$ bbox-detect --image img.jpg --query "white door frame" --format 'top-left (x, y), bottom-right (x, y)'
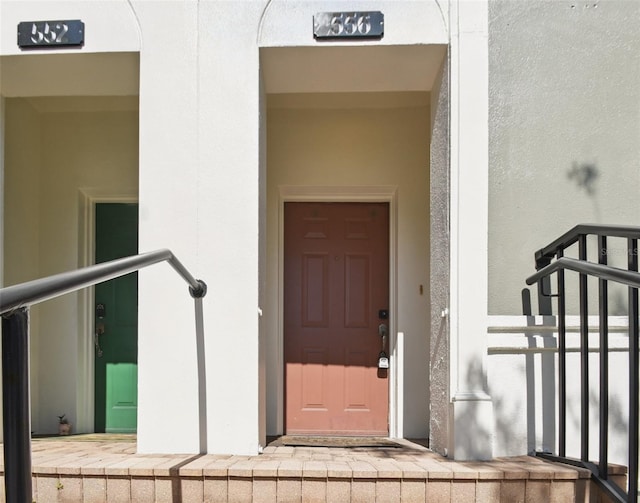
top-left (77, 187), bottom-right (138, 433)
top-left (277, 185), bottom-right (402, 438)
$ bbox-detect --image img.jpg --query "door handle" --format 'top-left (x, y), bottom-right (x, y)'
top-left (377, 323), bottom-right (389, 370)
top-left (95, 303), bottom-right (106, 357)
top-left (95, 324), bottom-right (104, 358)
top-left (378, 323), bottom-right (388, 349)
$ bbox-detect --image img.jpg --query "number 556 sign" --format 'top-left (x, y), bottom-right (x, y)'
top-left (314, 12), bottom-right (384, 39)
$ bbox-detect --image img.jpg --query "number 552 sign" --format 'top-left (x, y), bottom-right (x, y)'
top-left (314, 12), bottom-right (384, 39)
top-left (18, 20), bottom-right (84, 48)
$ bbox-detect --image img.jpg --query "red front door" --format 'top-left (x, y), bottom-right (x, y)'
top-left (284, 202), bottom-right (389, 435)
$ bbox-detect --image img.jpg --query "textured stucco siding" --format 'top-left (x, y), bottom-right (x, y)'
top-left (489, 0), bottom-right (640, 315)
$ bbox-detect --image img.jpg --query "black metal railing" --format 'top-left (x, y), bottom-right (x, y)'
top-left (0, 249), bottom-right (207, 503)
top-left (526, 224), bottom-right (640, 503)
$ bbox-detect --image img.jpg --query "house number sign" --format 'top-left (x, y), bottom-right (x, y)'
top-left (313, 11), bottom-right (384, 39)
top-left (17, 20), bottom-right (84, 48)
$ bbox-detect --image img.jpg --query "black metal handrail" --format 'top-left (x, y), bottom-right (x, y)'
top-left (0, 249), bottom-right (207, 503)
top-left (535, 223), bottom-right (640, 268)
top-left (526, 224), bottom-right (640, 503)
top-left (0, 248), bottom-right (206, 314)
top-left (528, 257), bottom-right (640, 289)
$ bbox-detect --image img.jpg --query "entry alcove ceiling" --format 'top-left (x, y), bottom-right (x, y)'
top-left (261, 45), bottom-right (446, 94)
top-left (0, 52), bottom-right (139, 98)
top-left (1, 45), bottom-right (445, 99)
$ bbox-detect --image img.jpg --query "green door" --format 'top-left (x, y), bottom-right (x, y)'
top-left (94, 203), bottom-right (138, 433)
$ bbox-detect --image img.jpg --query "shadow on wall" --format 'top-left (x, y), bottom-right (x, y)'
top-left (429, 303), bottom-right (449, 456)
top-left (609, 289), bottom-right (629, 317)
top-left (522, 285), bottom-right (552, 316)
top-left (517, 289), bottom-right (630, 461)
top-left (588, 388), bottom-right (629, 464)
top-left (567, 161), bottom-right (601, 222)
top-left (525, 329), bottom-right (556, 455)
top-left (520, 291), bottom-right (554, 453)
top-left (493, 290), bottom-right (558, 455)
top-left (458, 360), bottom-right (507, 458)
top-left (567, 162), bottom-right (599, 196)
top-left (512, 193), bottom-right (636, 461)
top-left (520, 161), bottom-right (601, 318)
top-left (462, 359), bottom-right (558, 458)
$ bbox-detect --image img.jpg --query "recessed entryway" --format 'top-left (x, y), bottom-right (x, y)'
top-left (261, 40), bottom-right (448, 441)
top-left (1, 50), bottom-right (139, 435)
top-left (264, 94), bottom-right (437, 440)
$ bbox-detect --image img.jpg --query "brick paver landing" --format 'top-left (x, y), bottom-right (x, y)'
top-left (0, 435), bottom-right (619, 502)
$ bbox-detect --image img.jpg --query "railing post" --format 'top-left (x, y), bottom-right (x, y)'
top-left (628, 238), bottom-right (639, 502)
top-left (2, 308), bottom-right (33, 503)
top-left (578, 235), bottom-right (589, 462)
top-left (598, 235), bottom-right (609, 480)
top-left (557, 249), bottom-right (567, 458)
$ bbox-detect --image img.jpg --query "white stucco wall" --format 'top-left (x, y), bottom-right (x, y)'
top-left (2, 0), bottom-right (636, 465)
top-left (194, 1), bottom-right (265, 455)
top-left (488, 316), bottom-right (632, 469)
top-left (133, 0), bottom-right (205, 455)
top-left (3, 98), bottom-right (42, 435)
top-left (484, 0), bottom-right (640, 467)
top-left (0, 0), bottom-right (139, 56)
top-left (489, 0), bottom-right (640, 316)
top-left (1, 0), bottom-right (493, 458)
top-left (266, 93), bottom-right (431, 439)
top-left (258, 0), bottom-right (448, 48)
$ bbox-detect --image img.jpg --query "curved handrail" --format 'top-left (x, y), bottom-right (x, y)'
top-left (0, 248), bottom-right (207, 315)
top-left (534, 224), bottom-right (640, 268)
top-left (527, 256), bottom-right (640, 289)
top-left (0, 249), bottom-right (207, 503)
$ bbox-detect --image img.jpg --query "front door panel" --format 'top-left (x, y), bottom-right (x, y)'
top-left (94, 203), bottom-right (138, 433)
top-left (284, 202), bottom-right (389, 435)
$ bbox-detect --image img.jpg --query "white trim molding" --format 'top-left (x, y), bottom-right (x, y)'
top-left (447, 0), bottom-right (492, 460)
top-left (77, 187), bottom-right (138, 434)
top-left (277, 185), bottom-right (401, 438)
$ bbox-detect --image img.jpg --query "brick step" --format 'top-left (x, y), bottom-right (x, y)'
top-left (0, 437), bottom-right (627, 502)
top-left (28, 471), bottom-right (595, 503)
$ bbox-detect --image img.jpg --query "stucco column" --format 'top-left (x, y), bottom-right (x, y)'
top-left (135, 1), bottom-right (203, 454)
top-left (448, 0), bottom-right (493, 460)
top-left (196, 2), bottom-right (264, 455)
top-left (134, 0), bottom-right (264, 456)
